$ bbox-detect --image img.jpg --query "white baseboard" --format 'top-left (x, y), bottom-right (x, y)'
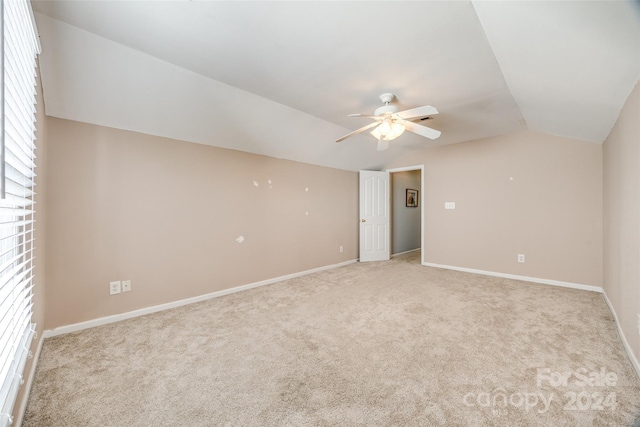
top-left (391, 248), bottom-right (420, 258)
top-left (422, 262), bottom-right (603, 293)
top-left (602, 291), bottom-right (640, 380)
top-left (15, 333), bottom-right (44, 427)
top-left (44, 259), bottom-right (358, 338)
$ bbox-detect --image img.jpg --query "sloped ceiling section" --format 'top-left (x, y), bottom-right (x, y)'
top-left (32, 1), bottom-right (639, 171)
top-left (473, 1), bottom-right (640, 143)
top-left (35, 13), bottom-right (388, 172)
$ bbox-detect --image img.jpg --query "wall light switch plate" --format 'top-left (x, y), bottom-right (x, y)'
top-left (109, 281), bottom-right (121, 295)
top-left (445, 202), bottom-right (456, 210)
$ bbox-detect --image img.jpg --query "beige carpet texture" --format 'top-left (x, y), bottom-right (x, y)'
top-left (23, 252), bottom-right (640, 426)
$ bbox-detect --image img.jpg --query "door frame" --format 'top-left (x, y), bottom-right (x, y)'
top-left (386, 165), bottom-right (425, 265)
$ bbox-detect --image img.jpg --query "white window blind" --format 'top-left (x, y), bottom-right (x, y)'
top-left (0, 0), bottom-right (39, 425)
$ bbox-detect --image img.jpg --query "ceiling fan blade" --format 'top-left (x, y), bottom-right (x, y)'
top-left (377, 139), bottom-right (390, 151)
top-left (395, 105), bottom-right (439, 120)
top-left (335, 121), bottom-right (380, 143)
top-left (348, 114), bottom-right (380, 119)
top-left (403, 121), bottom-right (442, 140)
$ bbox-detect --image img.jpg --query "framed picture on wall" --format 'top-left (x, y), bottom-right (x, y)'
top-left (406, 189), bottom-right (418, 207)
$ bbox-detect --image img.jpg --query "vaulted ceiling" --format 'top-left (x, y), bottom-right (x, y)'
top-left (32, 1), bottom-right (639, 171)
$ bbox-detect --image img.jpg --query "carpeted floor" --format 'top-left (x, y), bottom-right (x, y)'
top-left (23, 252), bottom-right (640, 426)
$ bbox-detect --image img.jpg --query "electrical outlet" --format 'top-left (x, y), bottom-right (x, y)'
top-left (517, 254), bottom-right (525, 263)
top-left (445, 202), bottom-right (456, 210)
top-left (122, 280), bottom-right (131, 292)
top-left (109, 281), bottom-right (121, 295)
top-left (339, 246), bottom-right (344, 253)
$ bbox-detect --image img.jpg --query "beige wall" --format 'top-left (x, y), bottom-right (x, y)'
top-left (42, 119), bottom-right (608, 332)
top-left (603, 81), bottom-right (640, 360)
top-left (387, 130), bottom-right (603, 286)
top-left (44, 118), bottom-right (358, 329)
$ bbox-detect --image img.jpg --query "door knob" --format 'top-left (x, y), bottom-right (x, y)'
top-left (361, 219), bottom-right (366, 222)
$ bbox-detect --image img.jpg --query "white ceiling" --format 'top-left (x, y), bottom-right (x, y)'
top-left (32, 1), bottom-right (639, 171)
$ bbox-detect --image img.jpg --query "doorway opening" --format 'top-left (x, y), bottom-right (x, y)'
top-left (387, 165), bottom-right (424, 265)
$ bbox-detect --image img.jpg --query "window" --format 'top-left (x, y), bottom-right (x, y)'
top-left (0, 0), bottom-right (39, 425)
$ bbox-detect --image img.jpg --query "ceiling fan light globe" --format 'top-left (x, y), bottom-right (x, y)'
top-left (390, 122), bottom-right (405, 139)
top-left (378, 121), bottom-right (392, 136)
top-left (370, 130), bottom-right (392, 141)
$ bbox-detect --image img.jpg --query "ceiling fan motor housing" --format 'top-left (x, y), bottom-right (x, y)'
top-left (374, 104), bottom-right (398, 116)
top-left (375, 93), bottom-right (398, 116)
top-left (379, 93), bottom-right (395, 104)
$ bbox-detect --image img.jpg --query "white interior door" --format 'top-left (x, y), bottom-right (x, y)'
top-left (359, 170), bottom-right (390, 262)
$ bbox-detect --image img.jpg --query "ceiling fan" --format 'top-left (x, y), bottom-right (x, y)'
top-left (336, 93), bottom-right (441, 151)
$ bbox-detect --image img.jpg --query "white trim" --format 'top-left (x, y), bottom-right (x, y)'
top-left (391, 248), bottom-right (420, 258)
top-left (422, 262), bottom-right (603, 293)
top-left (386, 165), bottom-right (425, 265)
top-left (601, 291), bottom-right (640, 380)
top-left (43, 259), bottom-right (358, 338)
top-left (14, 334), bottom-right (44, 427)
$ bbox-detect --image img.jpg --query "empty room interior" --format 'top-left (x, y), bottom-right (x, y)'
top-left (1, 1), bottom-right (639, 426)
